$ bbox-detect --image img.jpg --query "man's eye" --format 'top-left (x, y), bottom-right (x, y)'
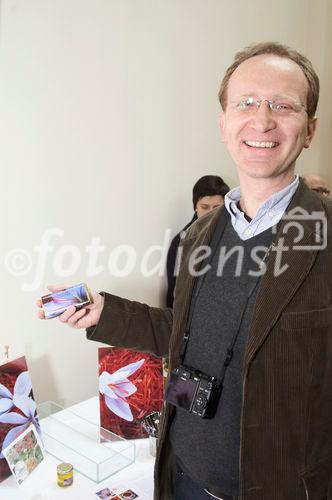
top-left (274, 102), bottom-right (294, 112)
top-left (237, 99), bottom-right (255, 109)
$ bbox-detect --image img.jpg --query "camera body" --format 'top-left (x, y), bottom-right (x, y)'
top-left (165, 365), bottom-right (221, 419)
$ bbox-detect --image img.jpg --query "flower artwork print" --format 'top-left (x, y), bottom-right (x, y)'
top-left (0, 356), bottom-right (41, 482)
top-left (41, 283), bottom-right (91, 319)
top-left (98, 348), bottom-right (163, 439)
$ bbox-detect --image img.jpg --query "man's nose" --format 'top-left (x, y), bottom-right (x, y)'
top-left (250, 100), bottom-right (277, 132)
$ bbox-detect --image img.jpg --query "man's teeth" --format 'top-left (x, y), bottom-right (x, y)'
top-left (245, 141), bottom-right (278, 148)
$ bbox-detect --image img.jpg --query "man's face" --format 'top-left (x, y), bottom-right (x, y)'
top-left (219, 55), bottom-right (317, 184)
top-left (196, 194), bottom-right (224, 218)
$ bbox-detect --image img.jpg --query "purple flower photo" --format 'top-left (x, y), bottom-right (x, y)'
top-left (0, 356), bottom-right (41, 482)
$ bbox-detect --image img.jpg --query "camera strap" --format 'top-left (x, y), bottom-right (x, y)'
top-left (179, 211), bottom-right (229, 363)
top-left (215, 275), bottom-right (261, 385)
top-left (179, 211), bottom-right (274, 385)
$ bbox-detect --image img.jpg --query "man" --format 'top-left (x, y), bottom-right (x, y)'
top-left (303, 173), bottom-right (330, 197)
top-left (39, 42), bottom-right (332, 500)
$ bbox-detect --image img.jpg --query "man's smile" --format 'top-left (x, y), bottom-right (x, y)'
top-left (243, 140), bottom-right (279, 148)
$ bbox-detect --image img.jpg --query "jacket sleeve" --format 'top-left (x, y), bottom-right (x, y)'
top-left (86, 292), bottom-right (173, 357)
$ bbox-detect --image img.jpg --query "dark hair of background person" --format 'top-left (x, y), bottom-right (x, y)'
top-left (166, 175), bottom-right (230, 308)
top-left (303, 174), bottom-right (330, 197)
top-left (192, 175), bottom-right (230, 211)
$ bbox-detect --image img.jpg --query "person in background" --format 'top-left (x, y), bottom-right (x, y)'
top-left (303, 173), bottom-right (330, 196)
top-left (166, 175), bottom-right (230, 307)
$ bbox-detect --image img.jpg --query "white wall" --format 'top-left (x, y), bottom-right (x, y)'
top-left (0, 0), bottom-right (331, 406)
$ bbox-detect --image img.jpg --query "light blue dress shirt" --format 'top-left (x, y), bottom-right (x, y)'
top-left (224, 175), bottom-right (299, 240)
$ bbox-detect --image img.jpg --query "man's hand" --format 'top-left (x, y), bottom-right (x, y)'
top-left (36, 284), bottom-right (105, 329)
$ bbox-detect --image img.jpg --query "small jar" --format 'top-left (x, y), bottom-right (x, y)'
top-left (57, 462), bottom-right (74, 487)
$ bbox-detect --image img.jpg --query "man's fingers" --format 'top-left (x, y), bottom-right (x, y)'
top-left (36, 297), bottom-right (45, 318)
top-left (68, 308), bottom-right (87, 328)
top-left (58, 306), bottom-right (87, 327)
top-left (38, 304), bottom-right (86, 324)
top-left (58, 305), bottom-right (77, 323)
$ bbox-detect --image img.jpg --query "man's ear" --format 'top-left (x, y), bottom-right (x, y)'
top-left (304, 116), bottom-right (317, 148)
top-left (219, 111), bottom-right (226, 143)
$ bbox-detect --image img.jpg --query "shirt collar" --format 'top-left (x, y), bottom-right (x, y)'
top-left (224, 175), bottom-right (299, 222)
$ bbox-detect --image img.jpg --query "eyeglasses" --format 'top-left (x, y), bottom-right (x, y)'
top-left (229, 97), bottom-right (306, 115)
top-left (312, 187), bottom-right (330, 196)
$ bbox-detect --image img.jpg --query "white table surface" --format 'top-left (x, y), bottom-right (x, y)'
top-left (1, 397), bottom-right (155, 500)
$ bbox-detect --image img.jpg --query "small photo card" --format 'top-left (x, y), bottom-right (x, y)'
top-left (119, 490), bottom-right (139, 499)
top-left (95, 487), bottom-right (139, 499)
top-left (2, 424), bottom-right (44, 485)
top-left (41, 283), bottom-right (92, 319)
top-left (96, 487), bottom-right (118, 499)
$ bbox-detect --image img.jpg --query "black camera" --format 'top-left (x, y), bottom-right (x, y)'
top-left (165, 365), bottom-right (221, 419)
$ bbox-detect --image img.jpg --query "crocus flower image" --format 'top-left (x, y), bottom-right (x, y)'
top-left (0, 356), bottom-right (40, 482)
top-left (99, 359), bottom-right (145, 422)
top-left (0, 395), bottom-right (41, 459)
top-left (98, 348), bottom-right (163, 440)
top-left (41, 283), bottom-right (91, 318)
top-left (0, 371), bottom-right (32, 415)
top-left (51, 283), bottom-right (87, 305)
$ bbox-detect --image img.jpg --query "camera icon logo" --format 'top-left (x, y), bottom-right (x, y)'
top-left (273, 207), bottom-right (327, 251)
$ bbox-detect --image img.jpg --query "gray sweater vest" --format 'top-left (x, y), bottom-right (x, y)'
top-left (170, 213), bottom-right (275, 496)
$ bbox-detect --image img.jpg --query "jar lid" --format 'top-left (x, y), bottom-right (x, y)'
top-left (57, 462), bottom-right (73, 474)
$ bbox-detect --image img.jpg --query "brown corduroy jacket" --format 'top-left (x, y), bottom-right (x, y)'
top-left (87, 179), bottom-right (332, 500)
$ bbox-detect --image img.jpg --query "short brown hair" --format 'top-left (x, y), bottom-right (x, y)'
top-left (218, 42), bottom-right (319, 119)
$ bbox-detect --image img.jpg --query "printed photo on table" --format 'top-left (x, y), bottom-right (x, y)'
top-left (2, 424), bottom-right (44, 485)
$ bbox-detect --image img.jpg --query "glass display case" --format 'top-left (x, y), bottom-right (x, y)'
top-left (37, 401), bottom-right (136, 483)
